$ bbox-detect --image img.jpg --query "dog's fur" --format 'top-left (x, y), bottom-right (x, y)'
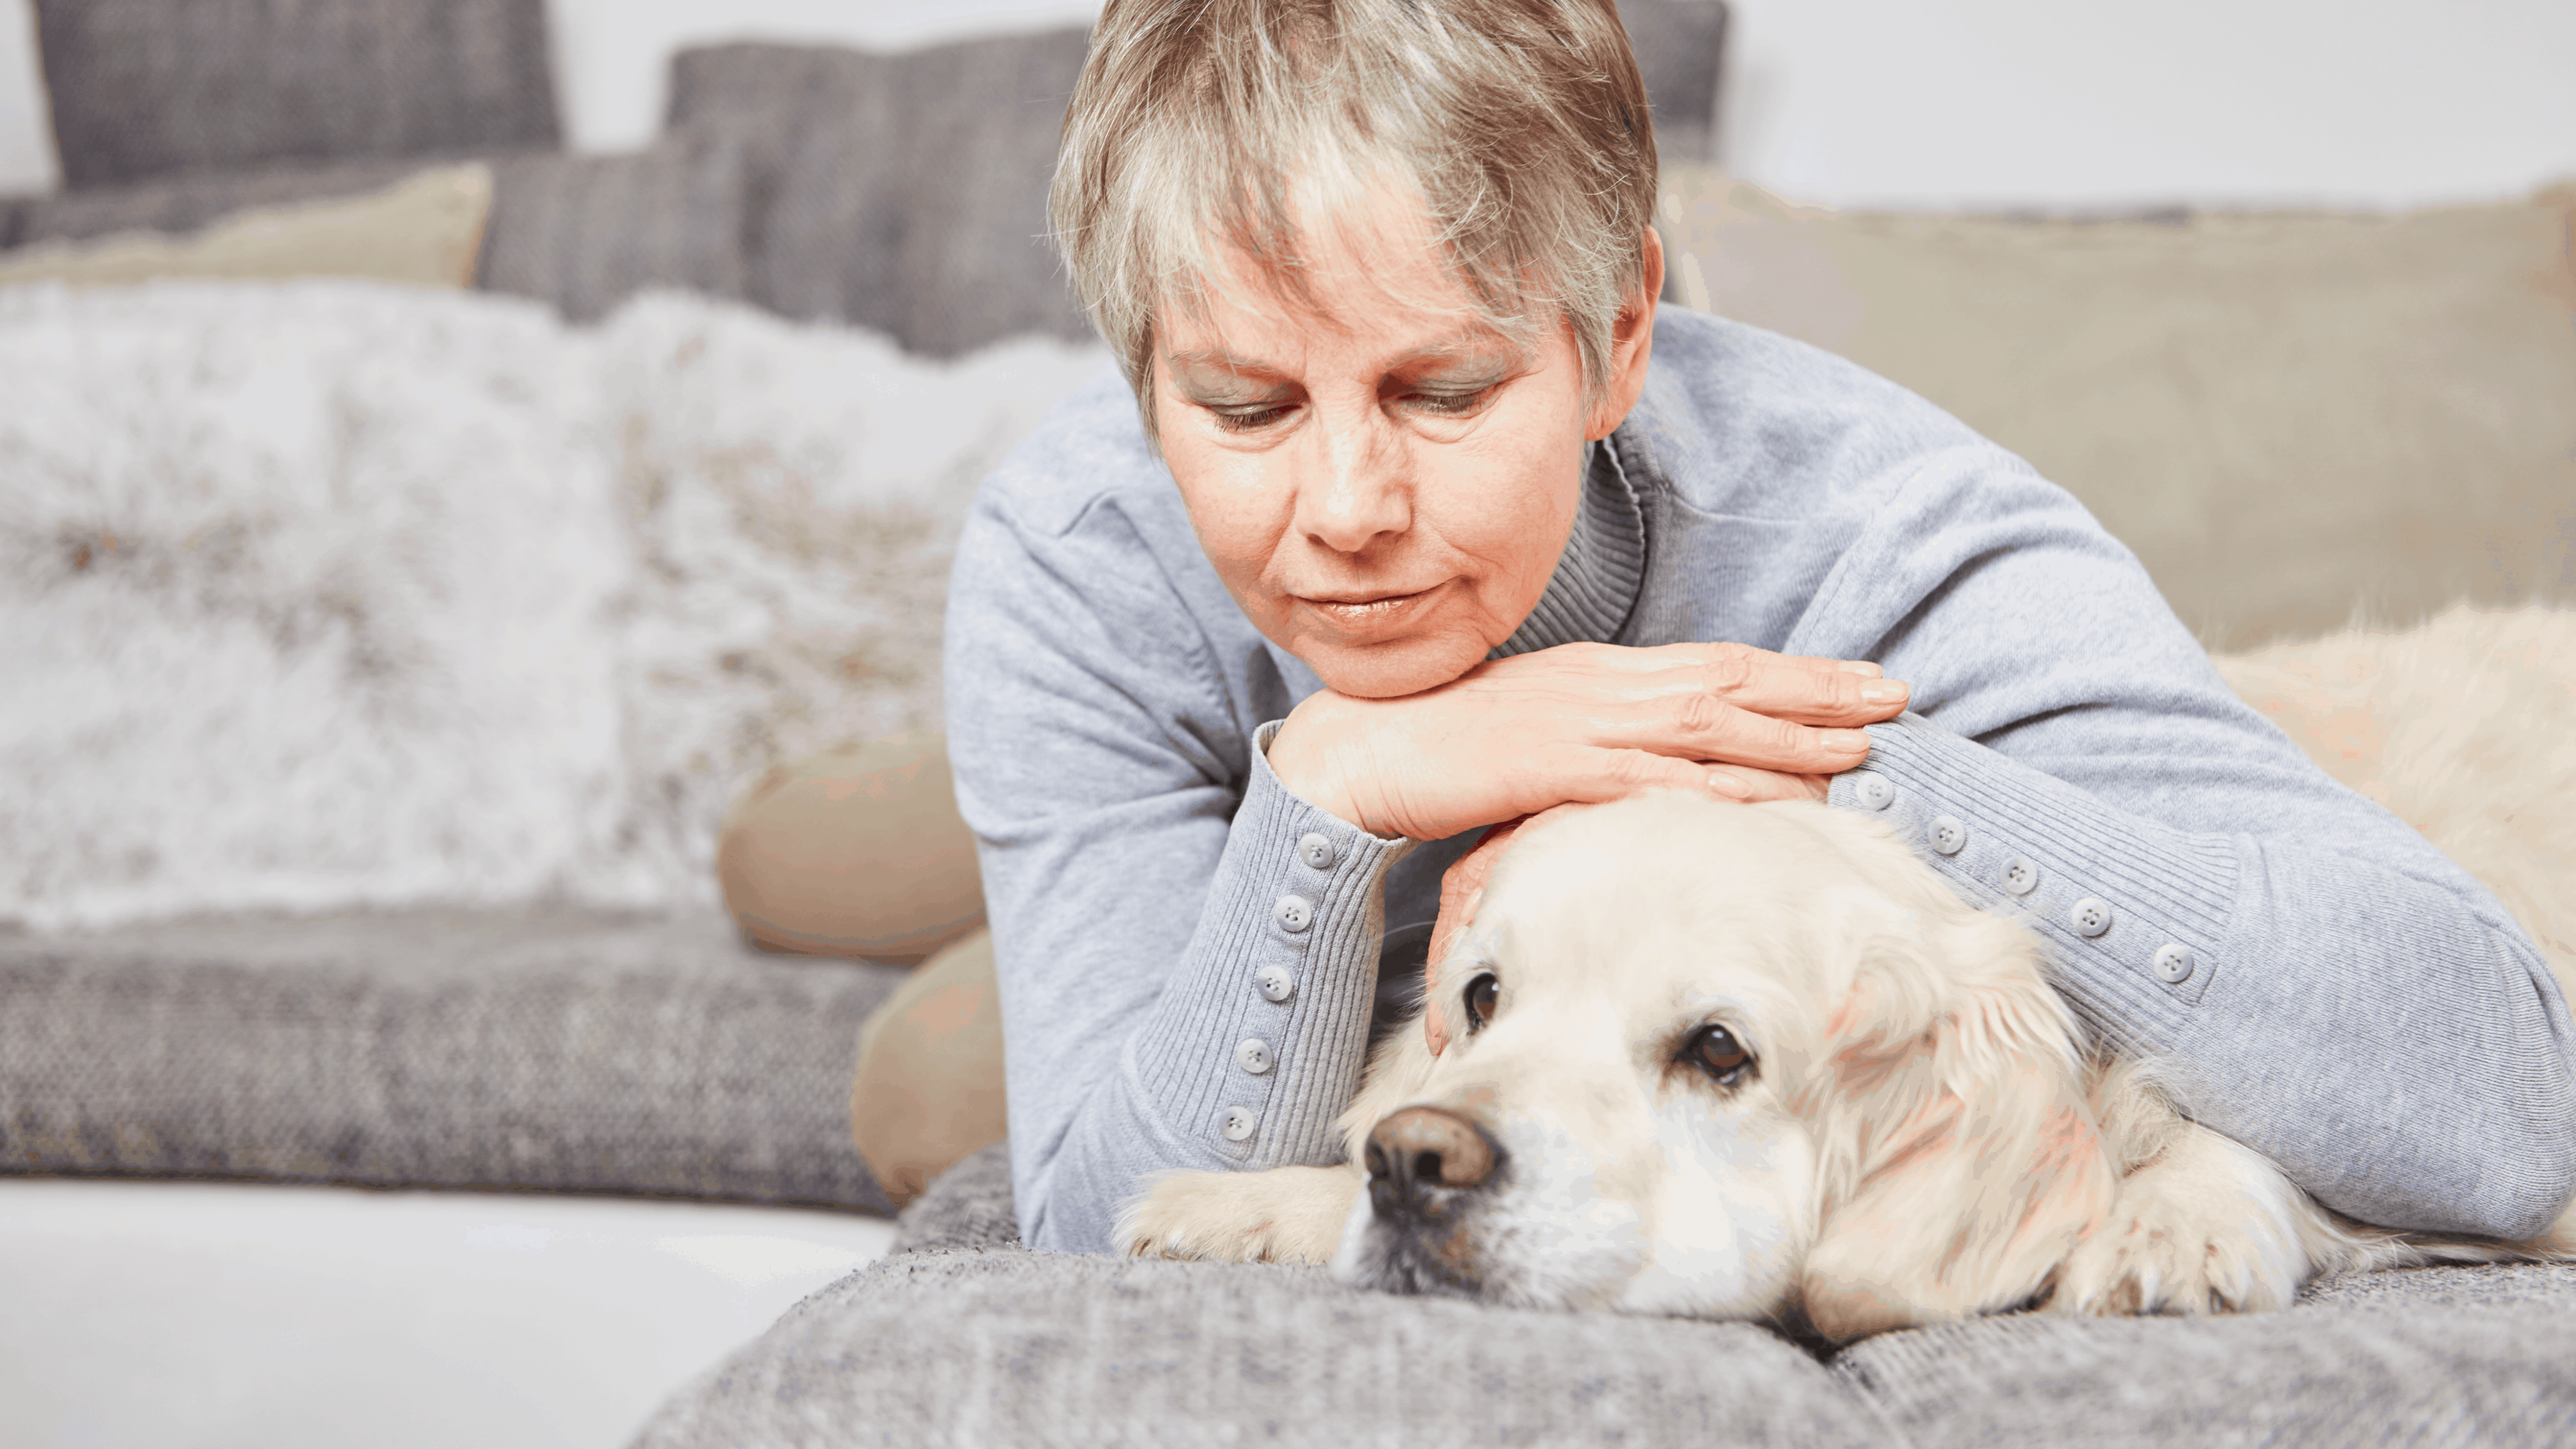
top-left (1119, 606), bottom-right (2576, 1339)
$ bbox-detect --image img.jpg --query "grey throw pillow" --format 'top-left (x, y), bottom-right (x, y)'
top-left (4, 156), bottom-right (427, 246)
top-left (667, 34), bottom-right (1094, 359)
top-left (478, 135), bottom-right (752, 321)
top-left (34, 0), bottom-right (560, 190)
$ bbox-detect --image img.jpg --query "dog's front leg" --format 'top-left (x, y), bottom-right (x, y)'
top-left (1120, 1165), bottom-right (1362, 1264)
top-left (2050, 1119), bottom-right (2321, 1315)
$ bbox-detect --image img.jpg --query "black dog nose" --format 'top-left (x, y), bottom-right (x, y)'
top-left (1364, 1106), bottom-right (1500, 1217)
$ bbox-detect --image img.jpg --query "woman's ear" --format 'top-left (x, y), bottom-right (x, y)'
top-left (1793, 912), bottom-right (2118, 1343)
top-left (1582, 228), bottom-right (1663, 441)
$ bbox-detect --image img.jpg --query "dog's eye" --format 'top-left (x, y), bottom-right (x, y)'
top-left (1684, 1024), bottom-right (1754, 1086)
top-left (1463, 972), bottom-right (1500, 1034)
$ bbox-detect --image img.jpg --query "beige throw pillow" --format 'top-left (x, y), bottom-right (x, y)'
top-left (1655, 166), bottom-right (2576, 649)
top-left (0, 163), bottom-right (494, 292)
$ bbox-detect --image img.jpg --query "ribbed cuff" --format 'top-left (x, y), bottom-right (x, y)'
top-left (1826, 712), bottom-right (2239, 1059)
top-left (1126, 720), bottom-right (1415, 1169)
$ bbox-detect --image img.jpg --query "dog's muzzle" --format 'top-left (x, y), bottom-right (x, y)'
top-left (1353, 1106), bottom-right (1506, 1296)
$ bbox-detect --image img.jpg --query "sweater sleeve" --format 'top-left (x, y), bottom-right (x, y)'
top-left (1797, 446), bottom-right (2576, 1238)
top-left (944, 484), bottom-right (1410, 1255)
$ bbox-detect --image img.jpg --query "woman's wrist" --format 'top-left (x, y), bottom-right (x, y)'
top-left (1265, 693), bottom-right (1370, 830)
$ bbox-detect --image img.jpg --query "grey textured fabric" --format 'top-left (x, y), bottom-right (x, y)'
top-left (665, 34), bottom-right (1094, 359)
top-left (1622, 0), bottom-right (1729, 166)
top-left (890, 1140), bottom-right (1020, 1254)
top-left (630, 1250), bottom-right (1883, 1449)
top-left (677, 1141), bottom-right (2576, 1448)
top-left (478, 137), bottom-right (752, 321)
top-left (0, 909), bottom-right (899, 1212)
top-left (33, 0), bottom-right (560, 190)
top-left (3, 157), bottom-right (424, 246)
top-left (1833, 1295), bottom-right (2576, 1447)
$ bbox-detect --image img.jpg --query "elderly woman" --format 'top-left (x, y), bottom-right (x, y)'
top-left (910, 0), bottom-right (2576, 1256)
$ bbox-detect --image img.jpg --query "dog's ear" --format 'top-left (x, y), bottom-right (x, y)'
top-left (1792, 891), bottom-right (2117, 1343)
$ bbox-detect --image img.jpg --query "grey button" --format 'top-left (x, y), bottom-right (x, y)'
top-left (2153, 942), bottom-right (2197, 984)
top-left (1220, 1106), bottom-right (1258, 1143)
top-left (1236, 1038), bottom-right (1274, 1075)
top-left (1274, 894), bottom-right (1314, 934)
top-left (2001, 856), bottom-right (2040, 896)
top-left (2069, 897), bottom-right (2114, 938)
top-left (1852, 773), bottom-right (1896, 811)
top-left (1256, 965), bottom-right (1296, 1003)
top-left (1929, 815), bottom-right (1968, 856)
top-left (1297, 832), bottom-right (1339, 870)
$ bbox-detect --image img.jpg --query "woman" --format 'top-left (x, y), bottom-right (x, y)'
top-left (941, 0), bottom-right (2572, 1254)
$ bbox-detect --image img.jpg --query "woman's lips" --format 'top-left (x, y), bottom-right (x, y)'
top-left (1291, 581), bottom-right (1449, 640)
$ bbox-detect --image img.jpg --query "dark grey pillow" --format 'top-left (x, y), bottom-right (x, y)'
top-left (1623, 0), bottom-right (1730, 166)
top-left (0, 908), bottom-right (900, 1212)
top-left (33, 0), bottom-right (560, 190)
top-left (667, 33), bottom-right (1095, 360)
top-left (478, 134), bottom-right (752, 321)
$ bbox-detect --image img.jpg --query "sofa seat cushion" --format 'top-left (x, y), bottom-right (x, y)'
top-left (0, 908), bottom-right (900, 1211)
top-left (685, 1144), bottom-right (2576, 1446)
top-left (632, 1250), bottom-right (1885, 1449)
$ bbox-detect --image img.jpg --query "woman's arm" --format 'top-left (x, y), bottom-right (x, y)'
top-left (1795, 446), bottom-right (2576, 1237)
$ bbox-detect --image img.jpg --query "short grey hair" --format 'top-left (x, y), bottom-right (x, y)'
top-left (1050, 0), bottom-right (1660, 443)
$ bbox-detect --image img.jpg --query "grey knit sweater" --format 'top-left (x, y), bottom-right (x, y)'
top-left (945, 309), bottom-right (2575, 1255)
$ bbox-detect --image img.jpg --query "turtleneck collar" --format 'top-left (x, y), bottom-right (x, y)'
top-left (1487, 436), bottom-right (1648, 658)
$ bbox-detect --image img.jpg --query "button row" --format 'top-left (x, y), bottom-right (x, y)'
top-left (1227, 832), bottom-right (1350, 1150)
top-left (1847, 770), bottom-right (2203, 994)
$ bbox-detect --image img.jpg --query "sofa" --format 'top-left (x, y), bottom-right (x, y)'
top-left (5, 1), bottom-right (2574, 1445)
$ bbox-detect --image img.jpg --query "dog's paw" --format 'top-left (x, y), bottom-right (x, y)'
top-left (2051, 1124), bottom-right (2316, 1316)
top-left (1119, 1165), bottom-right (1360, 1265)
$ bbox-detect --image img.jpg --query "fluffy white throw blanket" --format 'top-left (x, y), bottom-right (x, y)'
top-left (0, 282), bottom-right (1107, 929)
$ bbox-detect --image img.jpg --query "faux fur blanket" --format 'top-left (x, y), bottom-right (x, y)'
top-left (0, 282), bottom-right (1106, 930)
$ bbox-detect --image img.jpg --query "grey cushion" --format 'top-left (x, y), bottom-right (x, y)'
top-left (1623, 0), bottom-right (1729, 166)
top-left (890, 1140), bottom-right (1019, 1255)
top-left (631, 1252), bottom-right (1884, 1449)
top-left (0, 908), bottom-right (898, 1212)
top-left (33, 0), bottom-right (560, 190)
top-left (1833, 1293), bottom-right (2576, 1448)
top-left (666, 34), bottom-right (1094, 360)
top-left (650, 1141), bottom-right (2576, 1446)
top-left (478, 136), bottom-right (752, 321)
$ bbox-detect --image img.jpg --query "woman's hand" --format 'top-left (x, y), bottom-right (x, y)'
top-left (1264, 640), bottom-right (1908, 842)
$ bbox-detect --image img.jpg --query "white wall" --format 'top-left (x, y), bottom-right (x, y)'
top-left (2, 0), bottom-right (2570, 208)
top-left (1720, 0), bottom-right (2576, 209)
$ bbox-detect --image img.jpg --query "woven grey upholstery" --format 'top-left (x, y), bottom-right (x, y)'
top-left (32, 0), bottom-right (560, 190)
top-left (631, 1251), bottom-right (1882, 1449)
top-left (1623, 0), bottom-right (1730, 165)
top-left (890, 1140), bottom-right (1020, 1254)
top-left (649, 1140), bottom-right (2576, 1447)
top-left (479, 137), bottom-right (752, 320)
top-left (666, 33), bottom-right (1095, 360)
top-left (0, 909), bottom-right (898, 1212)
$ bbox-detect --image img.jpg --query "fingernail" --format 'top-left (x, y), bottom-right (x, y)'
top-left (1707, 771), bottom-right (1751, 799)
top-left (1837, 661), bottom-right (1884, 677)
top-left (1826, 729), bottom-right (1871, 751)
top-left (1860, 681), bottom-right (1908, 703)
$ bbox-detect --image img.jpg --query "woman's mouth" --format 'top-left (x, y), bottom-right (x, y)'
top-left (1292, 583), bottom-right (1448, 637)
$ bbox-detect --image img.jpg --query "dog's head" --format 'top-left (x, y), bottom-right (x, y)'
top-left (1330, 793), bottom-right (2115, 1339)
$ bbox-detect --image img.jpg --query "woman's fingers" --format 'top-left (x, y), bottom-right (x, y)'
top-left (1588, 641), bottom-right (1908, 728)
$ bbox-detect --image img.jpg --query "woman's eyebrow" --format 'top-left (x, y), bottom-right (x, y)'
top-left (1164, 330), bottom-right (1529, 382)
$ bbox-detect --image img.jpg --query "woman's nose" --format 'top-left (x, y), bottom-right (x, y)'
top-left (1291, 406), bottom-right (1411, 554)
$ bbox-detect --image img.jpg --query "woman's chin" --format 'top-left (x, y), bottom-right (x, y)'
top-left (1300, 631), bottom-right (1495, 700)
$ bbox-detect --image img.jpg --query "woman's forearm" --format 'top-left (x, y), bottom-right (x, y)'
top-left (1008, 724), bottom-right (1411, 1254)
top-left (1834, 714), bottom-right (2576, 1238)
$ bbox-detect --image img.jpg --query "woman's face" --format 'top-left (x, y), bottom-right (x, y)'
top-left (1153, 186), bottom-right (1659, 700)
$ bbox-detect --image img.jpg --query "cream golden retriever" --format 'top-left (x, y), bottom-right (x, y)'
top-left (1119, 606), bottom-right (2576, 1341)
